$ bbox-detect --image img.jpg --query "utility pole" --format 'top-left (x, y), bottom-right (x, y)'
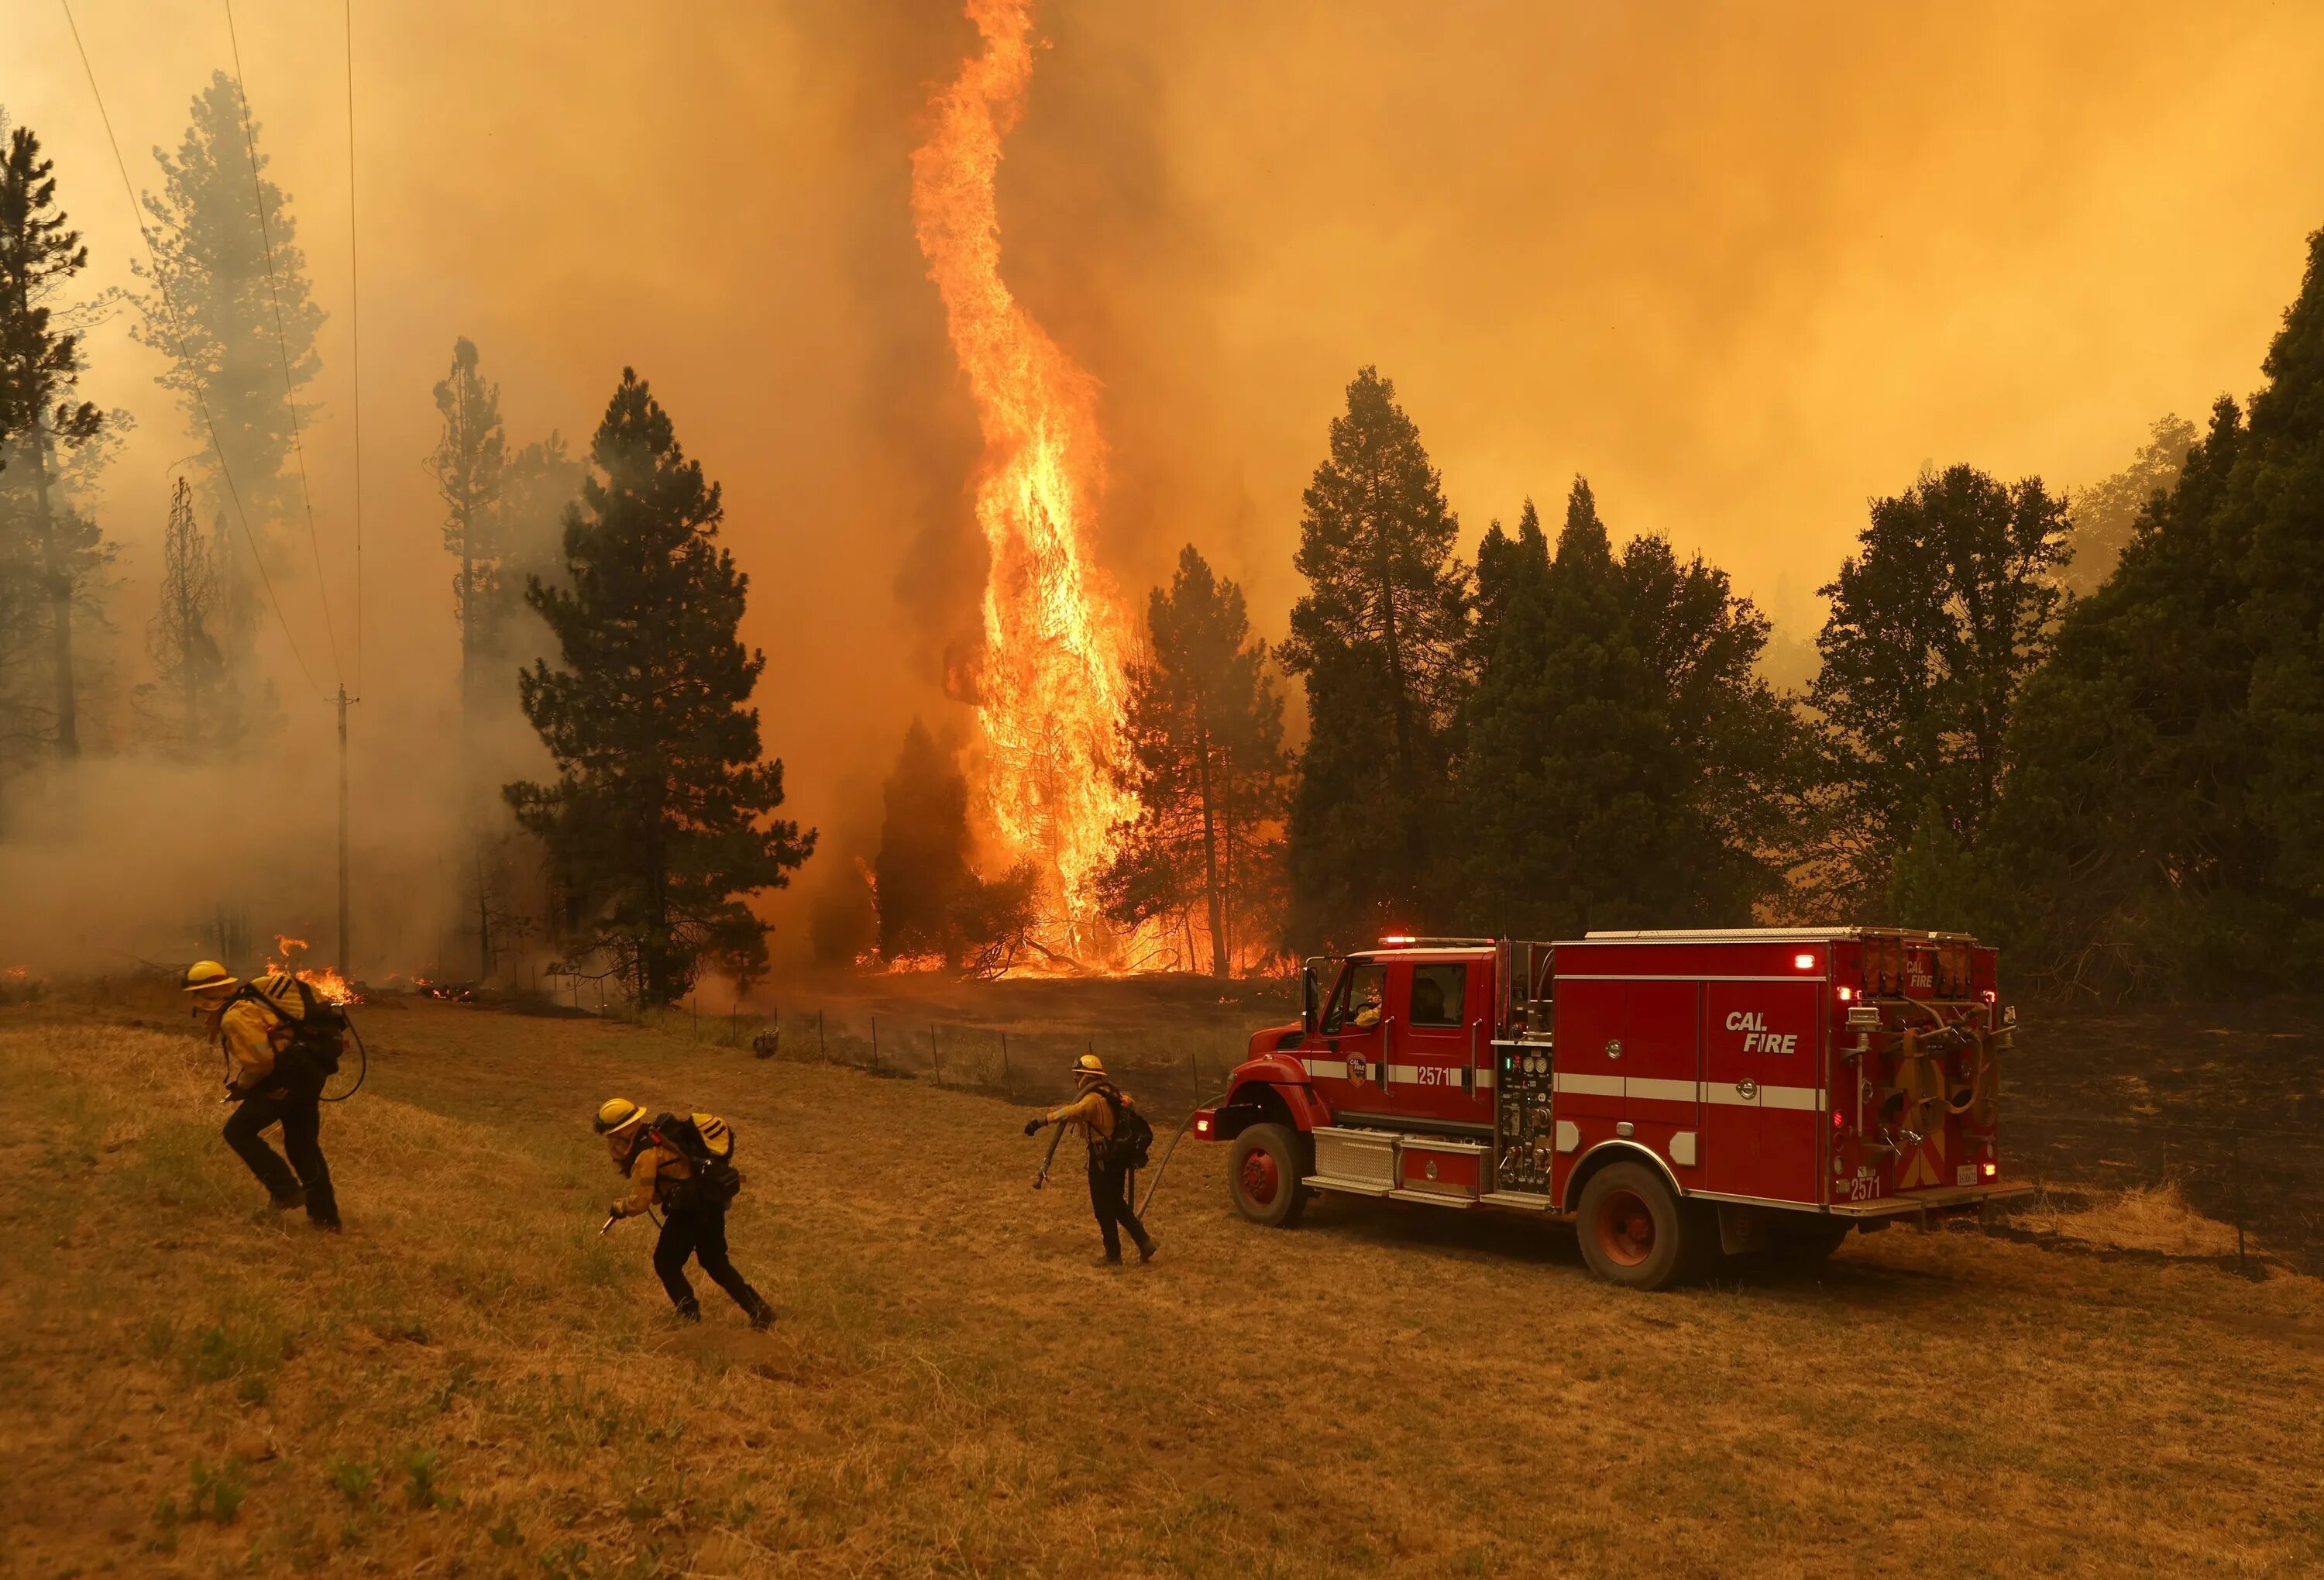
top-left (337, 684), bottom-right (352, 976)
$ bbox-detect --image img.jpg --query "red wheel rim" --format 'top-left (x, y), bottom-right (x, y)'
top-left (1595, 1188), bottom-right (1656, 1267)
top-left (1240, 1148), bottom-right (1281, 1207)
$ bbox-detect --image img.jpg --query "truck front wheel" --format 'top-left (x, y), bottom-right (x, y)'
top-left (1576, 1161), bottom-right (1693, 1289)
top-left (1229, 1124), bottom-right (1309, 1228)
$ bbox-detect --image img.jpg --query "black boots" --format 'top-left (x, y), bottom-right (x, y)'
top-left (748, 1298), bottom-right (775, 1331)
top-left (673, 1295), bottom-right (703, 1322)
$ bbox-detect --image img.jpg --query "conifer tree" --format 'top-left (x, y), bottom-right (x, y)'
top-left (428, 337), bottom-right (506, 731)
top-left (1101, 545), bottom-right (1289, 976)
top-left (505, 370), bottom-right (813, 1002)
top-left (134, 475), bottom-right (232, 756)
top-left (1453, 481), bottom-right (1803, 937)
top-left (1281, 367), bottom-right (1471, 945)
top-left (1810, 464), bottom-right (2070, 910)
top-left (136, 73), bottom-right (322, 536)
top-left (1984, 229), bottom-right (2324, 993)
top-left (0, 123), bottom-right (105, 759)
top-left (2063, 414), bottom-right (2197, 597)
top-left (875, 718), bottom-right (975, 962)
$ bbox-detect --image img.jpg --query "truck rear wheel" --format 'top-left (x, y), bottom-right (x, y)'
top-left (1577, 1161), bottom-right (1693, 1290)
top-left (1229, 1124), bottom-right (1309, 1228)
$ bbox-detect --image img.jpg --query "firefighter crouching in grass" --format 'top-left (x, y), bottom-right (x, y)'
top-left (595, 1099), bottom-right (774, 1330)
top-left (184, 960), bottom-right (342, 1231)
top-left (1023, 1053), bottom-right (1157, 1266)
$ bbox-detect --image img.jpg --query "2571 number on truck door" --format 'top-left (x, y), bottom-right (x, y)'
top-left (1188, 928), bottom-right (2030, 1289)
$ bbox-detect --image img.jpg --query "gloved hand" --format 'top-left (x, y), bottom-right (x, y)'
top-left (1022, 1117), bottom-right (1041, 1137)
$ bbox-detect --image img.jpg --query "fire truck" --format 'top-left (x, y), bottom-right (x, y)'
top-left (1191, 928), bottom-right (2031, 1289)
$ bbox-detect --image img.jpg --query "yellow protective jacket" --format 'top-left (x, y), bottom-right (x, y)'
top-left (1044, 1084), bottom-right (1131, 1148)
top-left (610, 1137), bottom-right (693, 1218)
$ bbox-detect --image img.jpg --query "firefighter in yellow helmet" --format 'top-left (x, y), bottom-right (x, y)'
top-left (596, 1098), bottom-right (772, 1329)
top-left (1023, 1053), bottom-right (1157, 1266)
top-left (184, 961), bottom-right (341, 1229)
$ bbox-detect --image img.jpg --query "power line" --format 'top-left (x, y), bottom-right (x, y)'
top-left (222, 0), bottom-right (344, 688)
top-left (58, 0), bottom-right (322, 701)
top-left (342, 0), bottom-right (363, 699)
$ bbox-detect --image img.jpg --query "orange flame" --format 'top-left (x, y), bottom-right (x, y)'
top-left (911, 0), bottom-right (1138, 966)
top-left (265, 934), bottom-right (359, 1005)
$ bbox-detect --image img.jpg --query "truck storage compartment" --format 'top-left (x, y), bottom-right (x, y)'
top-left (1393, 1138), bottom-right (1484, 1204)
top-left (1309, 1126), bottom-right (1397, 1196)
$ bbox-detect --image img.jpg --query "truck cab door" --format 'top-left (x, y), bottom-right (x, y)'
top-left (1313, 958), bottom-right (1391, 1115)
top-left (1385, 958), bottom-right (1490, 1131)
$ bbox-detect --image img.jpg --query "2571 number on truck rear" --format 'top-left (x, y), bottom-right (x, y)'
top-left (1191, 928), bottom-right (2030, 1289)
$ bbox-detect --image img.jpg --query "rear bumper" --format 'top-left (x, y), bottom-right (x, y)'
top-left (1824, 1181), bottom-right (2035, 1219)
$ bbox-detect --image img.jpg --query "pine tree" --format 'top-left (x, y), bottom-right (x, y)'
top-left (134, 474), bottom-right (232, 756)
top-left (428, 337), bottom-right (507, 731)
top-left (1281, 367), bottom-right (1471, 945)
top-left (875, 718), bottom-right (975, 962)
top-left (1810, 464), bottom-right (2070, 910)
top-left (2063, 415), bottom-right (2197, 597)
top-left (504, 369), bottom-right (814, 1002)
top-left (1453, 481), bottom-right (1804, 938)
top-left (0, 123), bottom-right (105, 759)
top-left (1101, 545), bottom-right (1289, 976)
top-left (871, 718), bottom-right (1040, 973)
top-left (1985, 229), bottom-right (2324, 993)
top-left (136, 72), bottom-right (323, 536)
top-left (428, 338), bottom-right (511, 981)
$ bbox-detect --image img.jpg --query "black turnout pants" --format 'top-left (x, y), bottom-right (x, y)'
top-left (1088, 1150), bottom-right (1150, 1259)
top-left (223, 1086), bottom-right (339, 1225)
top-left (653, 1197), bottom-right (765, 1315)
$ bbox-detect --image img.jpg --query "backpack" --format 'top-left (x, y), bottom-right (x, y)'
top-left (1099, 1089), bottom-right (1153, 1170)
top-left (649, 1112), bottom-right (742, 1207)
top-left (240, 977), bottom-right (347, 1091)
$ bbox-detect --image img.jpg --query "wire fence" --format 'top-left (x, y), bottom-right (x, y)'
top-left (632, 1000), bottom-right (1257, 1120)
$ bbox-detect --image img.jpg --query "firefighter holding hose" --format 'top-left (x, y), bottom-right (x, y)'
top-left (1023, 1053), bottom-right (1157, 1267)
top-left (184, 960), bottom-right (342, 1231)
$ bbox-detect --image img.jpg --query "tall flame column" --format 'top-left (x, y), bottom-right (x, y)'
top-left (910, 0), bottom-right (1136, 965)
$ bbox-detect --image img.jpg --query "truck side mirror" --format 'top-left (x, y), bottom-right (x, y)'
top-left (1301, 962), bottom-right (1319, 1036)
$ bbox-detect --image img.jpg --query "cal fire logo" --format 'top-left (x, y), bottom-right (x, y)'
top-left (1724, 1010), bottom-right (1798, 1055)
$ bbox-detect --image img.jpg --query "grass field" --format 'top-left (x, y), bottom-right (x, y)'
top-left (5, 983), bottom-right (2323, 1578)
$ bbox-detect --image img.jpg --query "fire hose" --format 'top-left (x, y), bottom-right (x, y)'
top-left (1138, 1090), bottom-right (1233, 1219)
top-left (1882, 1009), bottom-right (2005, 1188)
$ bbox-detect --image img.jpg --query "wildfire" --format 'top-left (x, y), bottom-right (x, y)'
top-left (265, 935), bottom-right (361, 1006)
top-left (910, 0), bottom-right (1140, 966)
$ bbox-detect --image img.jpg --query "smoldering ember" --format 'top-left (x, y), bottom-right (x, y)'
top-left (5, 4), bottom-right (2323, 1576)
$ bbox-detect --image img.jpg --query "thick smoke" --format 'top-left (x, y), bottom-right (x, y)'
top-left (5, 0), bottom-right (2319, 976)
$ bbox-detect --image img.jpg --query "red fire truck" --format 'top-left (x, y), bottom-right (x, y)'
top-left (1191, 928), bottom-right (2030, 1288)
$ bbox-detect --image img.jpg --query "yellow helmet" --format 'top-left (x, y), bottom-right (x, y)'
top-left (1072, 1052), bottom-right (1107, 1083)
top-left (183, 960), bottom-right (240, 994)
top-left (595, 1097), bottom-right (650, 1135)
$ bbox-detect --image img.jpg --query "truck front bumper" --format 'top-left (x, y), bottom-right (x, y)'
top-left (1824, 1181), bottom-right (2036, 1219)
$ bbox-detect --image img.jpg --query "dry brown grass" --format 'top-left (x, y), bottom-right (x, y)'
top-left (5, 989), bottom-right (2324, 1578)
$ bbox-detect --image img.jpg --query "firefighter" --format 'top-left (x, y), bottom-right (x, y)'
top-left (1023, 1053), bottom-right (1157, 1266)
top-left (595, 1098), bottom-right (774, 1329)
top-left (1353, 979), bottom-right (1384, 1030)
top-left (184, 961), bottom-right (342, 1231)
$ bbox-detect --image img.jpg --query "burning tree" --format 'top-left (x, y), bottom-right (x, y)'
top-left (1101, 546), bottom-right (1288, 976)
top-left (910, 0), bottom-right (1140, 965)
top-left (133, 474), bottom-right (233, 756)
top-left (504, 368), bottom-right (814, 1003)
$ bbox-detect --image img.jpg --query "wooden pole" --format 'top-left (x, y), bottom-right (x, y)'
top-left (817, 1008), bottom-right (826, 1058)
top-left (1000, 1029), bottom-right (1010, 1098)
top-left (930, 1023), bottom-right (943, 1087)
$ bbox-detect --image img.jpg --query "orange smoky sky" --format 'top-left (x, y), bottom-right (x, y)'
top-left (10, 0), bottom-right (2324, 959)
